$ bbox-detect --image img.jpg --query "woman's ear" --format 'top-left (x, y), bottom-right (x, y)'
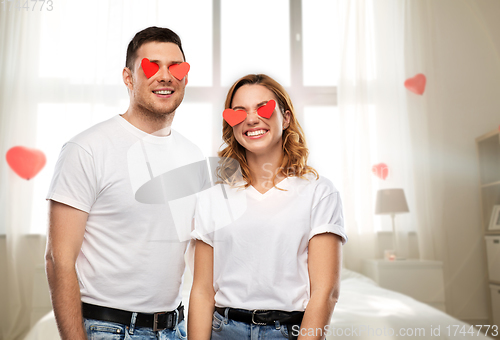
top-left (283, 110), bottom-right (291, 130)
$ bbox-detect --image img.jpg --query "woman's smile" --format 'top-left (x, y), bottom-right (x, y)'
top-left (243, 128), bottom-right (269, 139)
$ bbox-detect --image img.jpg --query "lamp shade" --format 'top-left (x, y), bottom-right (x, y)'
top-left (375, 188), bottom-right (409, 215)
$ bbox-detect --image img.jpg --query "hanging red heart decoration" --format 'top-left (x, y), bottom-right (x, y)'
top-left (6, 146), bottom-right (46, 180)
top-left (404, 73), bottom-right (426, 95)
top-left (372, 163), bottom-right (389, 180)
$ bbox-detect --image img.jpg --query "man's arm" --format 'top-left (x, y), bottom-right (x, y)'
top-left (45, 200), bottom-right (88, 340)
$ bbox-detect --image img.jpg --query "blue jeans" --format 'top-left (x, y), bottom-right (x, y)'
top-left (84, 313), bottom-right (186, 340)
top-left (211, 309), bottom-right (293, 340)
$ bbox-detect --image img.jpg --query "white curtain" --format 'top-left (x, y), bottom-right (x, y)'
top-left (338, 0), bottom-right (444, 271)
top-left (337, 0), bottom-right (378, 270)
top-left (0, 8), bottom-right (46, 340)
top-left (399, 0), bottom-right (445, 262)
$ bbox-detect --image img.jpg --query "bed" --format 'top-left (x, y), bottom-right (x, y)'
top-left (23, 269), bottom-right (494, 340)
top-left (326, 270), bottom-right (493, 339)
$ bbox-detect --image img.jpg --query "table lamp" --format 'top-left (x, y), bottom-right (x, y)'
top-left (375, 188), bottom-right (409, 260)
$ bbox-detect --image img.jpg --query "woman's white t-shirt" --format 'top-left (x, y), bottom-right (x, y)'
top-left (192, 174), bottom-right (347, 312)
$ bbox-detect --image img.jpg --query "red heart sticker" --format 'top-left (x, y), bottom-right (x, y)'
top-left (223, 109), bottom-right (247, 127)
top-left (257, 100), bottom-right (276, 119)
top-left (6, 146), bottom-right (46, 180)
top-left (372, 163), bottom-right (389, 180)
top-left (141, 58), bottom-right (159, 79)
top-left (404, 73), bottom-right (426, 95)
top-left (169, 62), bottom-right (190, 80)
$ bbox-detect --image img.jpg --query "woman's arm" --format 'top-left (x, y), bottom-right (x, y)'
top-left (298, 233), bottom-right (342, 340)
top-left (188, 240), bottom-right (215, 340)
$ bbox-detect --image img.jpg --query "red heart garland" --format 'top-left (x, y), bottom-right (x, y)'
top-left (223, 109), bottom-right (247, 127)
top-left (372, 163), bottom-right (389, 180)
top-left (169, 62), bottom-right (190, 80)
top-left (141, 58), bottom-right (159, 79)
top-left (257, 100), bottom-right (276, 119)
top-left (404, 73), bottom-right (426, 95)
top-left (6, 146), bottom-right (46, 180)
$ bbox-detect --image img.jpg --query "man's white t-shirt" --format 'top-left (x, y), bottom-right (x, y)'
top-left (192, 174), bottom-right (347, 312)
top-left (47, 115), bottom-right (205, 312)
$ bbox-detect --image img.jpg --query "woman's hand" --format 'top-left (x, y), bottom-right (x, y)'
top-left (188, 240), bottom-right (216, 340)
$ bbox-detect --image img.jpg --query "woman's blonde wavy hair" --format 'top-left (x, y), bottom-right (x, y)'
top-left (217, 74), bottom-right (318, 188)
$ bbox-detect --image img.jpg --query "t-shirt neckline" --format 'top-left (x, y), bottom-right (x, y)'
top-left (248, 177), bottom-right (290, 200)
top-left (115, 114), bottom-right (174, 145)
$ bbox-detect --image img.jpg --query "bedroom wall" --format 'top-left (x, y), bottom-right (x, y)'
top-left (0, 235), bottom-right (47, 340)
top-left (426, 0), bottom-right (500, 323)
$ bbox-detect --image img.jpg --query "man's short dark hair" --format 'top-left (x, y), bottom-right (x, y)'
top-left (125, 26), bottom-right (186, 71)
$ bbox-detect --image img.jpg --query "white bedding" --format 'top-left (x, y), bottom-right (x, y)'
top-left (24, 269), bottom-right (493, 340)
top-left (326, 270), bottom-right (493, 339)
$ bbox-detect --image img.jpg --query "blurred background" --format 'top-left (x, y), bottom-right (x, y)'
top-left (1, 0), bottom-right (500, 339)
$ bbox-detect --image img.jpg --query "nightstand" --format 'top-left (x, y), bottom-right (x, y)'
top-left (362, 259), bottom-right (446, 312)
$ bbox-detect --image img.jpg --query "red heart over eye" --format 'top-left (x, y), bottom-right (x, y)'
top-left (223, 109), bottom-right (247, 127)
top-left (169, 62), bottom-right (190, 80)
top-left (257, 100), bottom-right (276, 119)
top-left (141, 58), bottom-right (159, 79)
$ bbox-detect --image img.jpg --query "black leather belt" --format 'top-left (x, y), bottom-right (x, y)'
top-left (215, 307), bottom-right (303, 326)
top-left (82, 302), bottom-right (184, 331)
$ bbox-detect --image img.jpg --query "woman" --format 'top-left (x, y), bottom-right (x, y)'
top-left (188, 74), bottom-right (347, 340)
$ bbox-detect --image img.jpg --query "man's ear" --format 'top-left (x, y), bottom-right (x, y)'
top-left (123, 67), bottom-right (134, 92)
top-left (184, 74), bottom-right (188, 86)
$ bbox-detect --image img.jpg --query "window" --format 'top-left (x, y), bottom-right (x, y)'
top-left (221, 0), bottom-right (291, 86)
top-left (302, 0), bottom-right (341, 86)
top-left (30, 0), bottom-right (341, 233)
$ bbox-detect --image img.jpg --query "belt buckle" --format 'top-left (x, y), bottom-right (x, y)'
top-left (251, 310), bottom-right (267, 326)
top-left (153, 312), bottom-right (167, 332)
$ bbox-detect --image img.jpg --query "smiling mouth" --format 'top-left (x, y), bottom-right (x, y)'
top-left (245, 129), bottom-right (268, 137)
top-left (153, 90), bottom-right (173, 95)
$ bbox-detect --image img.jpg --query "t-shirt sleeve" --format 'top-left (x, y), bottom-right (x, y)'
top-left (309, 191), bottom-right (348, 244)
top-left (46, 142), bottom-right (97, 213)
top-left (191, 190), bottom-right (215, 247)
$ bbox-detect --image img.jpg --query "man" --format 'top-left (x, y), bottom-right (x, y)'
top-left (45, 26), bottom-right (202, 340)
